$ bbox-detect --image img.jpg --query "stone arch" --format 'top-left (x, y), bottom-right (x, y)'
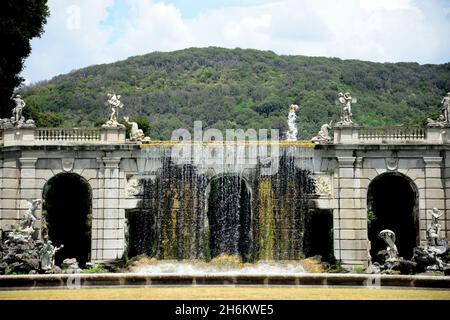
top-left (367, 172), bottom-right (419, 260)
top-left (204, 174), bottom-right (253, 261)
top-left (42, 172), bottom-right (92, 267)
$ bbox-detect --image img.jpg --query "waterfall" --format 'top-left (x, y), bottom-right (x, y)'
top-left (255, 148), bottom-right (315, 260)
top-left (207, 176), bottom-right (251, 260)
top-left (127, 145), bottom-right (316, 262)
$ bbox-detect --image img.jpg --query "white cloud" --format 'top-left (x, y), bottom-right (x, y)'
top-left (22, 0), bottom-right (450, 83)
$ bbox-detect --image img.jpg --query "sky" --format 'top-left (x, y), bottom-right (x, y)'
top-left (22, 0), bottom-right (450, 84)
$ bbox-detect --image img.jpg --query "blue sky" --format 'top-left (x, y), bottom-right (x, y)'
top-left (22, 0), bottom-right (450, 84)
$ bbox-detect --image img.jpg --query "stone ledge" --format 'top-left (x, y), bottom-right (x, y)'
top-left (0, 273), bottom-right (448, 289)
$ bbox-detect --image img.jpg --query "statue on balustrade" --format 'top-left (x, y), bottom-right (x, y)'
top-left (286, 104), bottom-right (299, 141)
top-left (337, 92), bottom-right (356, 125)
top-left (0, 95), bottom-right (35, 129)
top-left (311, 121), bottom-right (332, 144)
top-left (441, 92), bottom-right (450, 123)
top-left (123, 116), bottom-right (150, 142)
top-left (12, 94), bottom-right (26, 125)
top-left (104, 93), bottom-right (125, 128)
top-left (427, 92), bottom-right (450, 126)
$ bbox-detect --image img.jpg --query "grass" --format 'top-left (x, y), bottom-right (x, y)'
top-left (0, 286), bottom-right (449, 300)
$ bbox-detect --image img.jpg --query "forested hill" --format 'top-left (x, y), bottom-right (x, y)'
top-left (20, 47), bottom-right (450, 140)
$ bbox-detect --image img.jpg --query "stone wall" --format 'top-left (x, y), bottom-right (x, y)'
top-left (1, 140), bottom-right (449, 268)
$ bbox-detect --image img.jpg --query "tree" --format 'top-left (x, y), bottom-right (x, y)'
top-left (0, 0), bottom-right (49, 118)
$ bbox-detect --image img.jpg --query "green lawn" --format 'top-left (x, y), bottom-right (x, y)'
top-left (1, 286), bottom-right (449, 300)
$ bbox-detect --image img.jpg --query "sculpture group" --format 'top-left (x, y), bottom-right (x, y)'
top-left (0, 94), bottom-right (36, 129)
top-left (370, 207), bottom-right (449, 274)
top-left (427, 92), bottom-right (450, 126)
top-left (0, 199), bottom-right (65, 274)
top-left (103, 93), bottom-right (150, 142)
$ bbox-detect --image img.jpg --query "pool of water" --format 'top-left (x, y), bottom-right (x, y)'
top-left (132, 260), bottom-right (307, 275)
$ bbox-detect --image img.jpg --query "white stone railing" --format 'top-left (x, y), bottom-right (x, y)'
top-left (358, 126), bottom-right (426, 142)
top-left (35, 128), bottom-right (101, 142)
top-left (1, 126), bottom-right (126, 146)
top-left (334, 125), bottom-right (449, 144)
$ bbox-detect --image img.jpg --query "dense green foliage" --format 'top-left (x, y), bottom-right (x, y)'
top-left (20, 47), bottom-right (450, 140)
top-left (0, 0), bottom-right (49, 118)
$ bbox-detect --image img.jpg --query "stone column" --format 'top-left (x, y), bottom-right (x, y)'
top-left (92, 157), bottom-right (125, 262)
top-left (334, 156), bottom-right (367, 268)
top-left (100, 126), bottom-right (126, 143)
top-left (444, 151), bottom-right (450, 243)
top-left (0, 159), bottom-right (20, 231)
top-left (2, 127), bottom-right (36, 147)
top-left (333, 125), bottom-right (359, 144)
top-left (422, 156), bottom-right (445, 244)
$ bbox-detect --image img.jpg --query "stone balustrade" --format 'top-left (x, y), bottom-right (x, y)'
top-left (35, 128), bottom-right (101, 142)
top-left (358, 126), bottom-right (426, 141)
top-left (334, 124), bottom-right (450, 144)
top-left (1, 124), bottom-right (449, 147)
top-left (0, 126), bottom-right (126, 146)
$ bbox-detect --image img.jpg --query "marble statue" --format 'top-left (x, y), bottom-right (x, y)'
top-left (379, 229), bottom-right (399, 262)
top-left (11, 94), bottom-right (26, 125)
top-left (426, 207), bottom-right (444, 247)
top-left (123, 116), bottom-right (150, 142)
top-left (104, 93), bottom-right (124, 127)
top-left (20, 199), bottom-right (41, 231)
top-left (39, 240), bottom-right (63, 271)
top-left (4, 230), bottom-right (31, 244)
top-left (286, 104), bottom-right (300, 141)
top-left (311, 121), bottom-right (332, 144)
top-left (441, 92), bottom-right (450, 123)
top-left (0, 95), bottom-right (35, 129)
top-left (337, 92), bottom-right (355, 124)
top-left (427, 92), bottom-right (450, 126)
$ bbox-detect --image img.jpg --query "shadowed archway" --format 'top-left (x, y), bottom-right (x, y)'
top-left (367, 172), bottom-right (418, 260)
top-left (42, 173), bottom-right (92, 267)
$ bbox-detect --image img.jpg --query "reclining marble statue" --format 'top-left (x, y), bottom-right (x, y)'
top-left (311, 121), bottom-right (332, 144)
top-left (123, 116), bottom-right (150, 142)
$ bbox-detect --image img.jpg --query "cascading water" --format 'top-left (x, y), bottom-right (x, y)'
top-left (206, 176), bottom-right (251, 260)
top-left (255, 151), bottom-right (315, 260)
top-left (128, 145), bottom-right (316, 265)
top-left (127, 156), bottom-right (207, 260)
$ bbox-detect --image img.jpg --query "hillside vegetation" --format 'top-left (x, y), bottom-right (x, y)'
top-left (20, 47), bottom-right (450, 140)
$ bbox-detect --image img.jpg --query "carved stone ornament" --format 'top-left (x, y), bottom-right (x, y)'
top-left (386, 157), bottom-right (398, 171)
top-left (62, 158), bottom-right (75, 172)
top-left (313, 175), bottom-right (332, 197)
top-left (126, 177), bottom-right (142, 196)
